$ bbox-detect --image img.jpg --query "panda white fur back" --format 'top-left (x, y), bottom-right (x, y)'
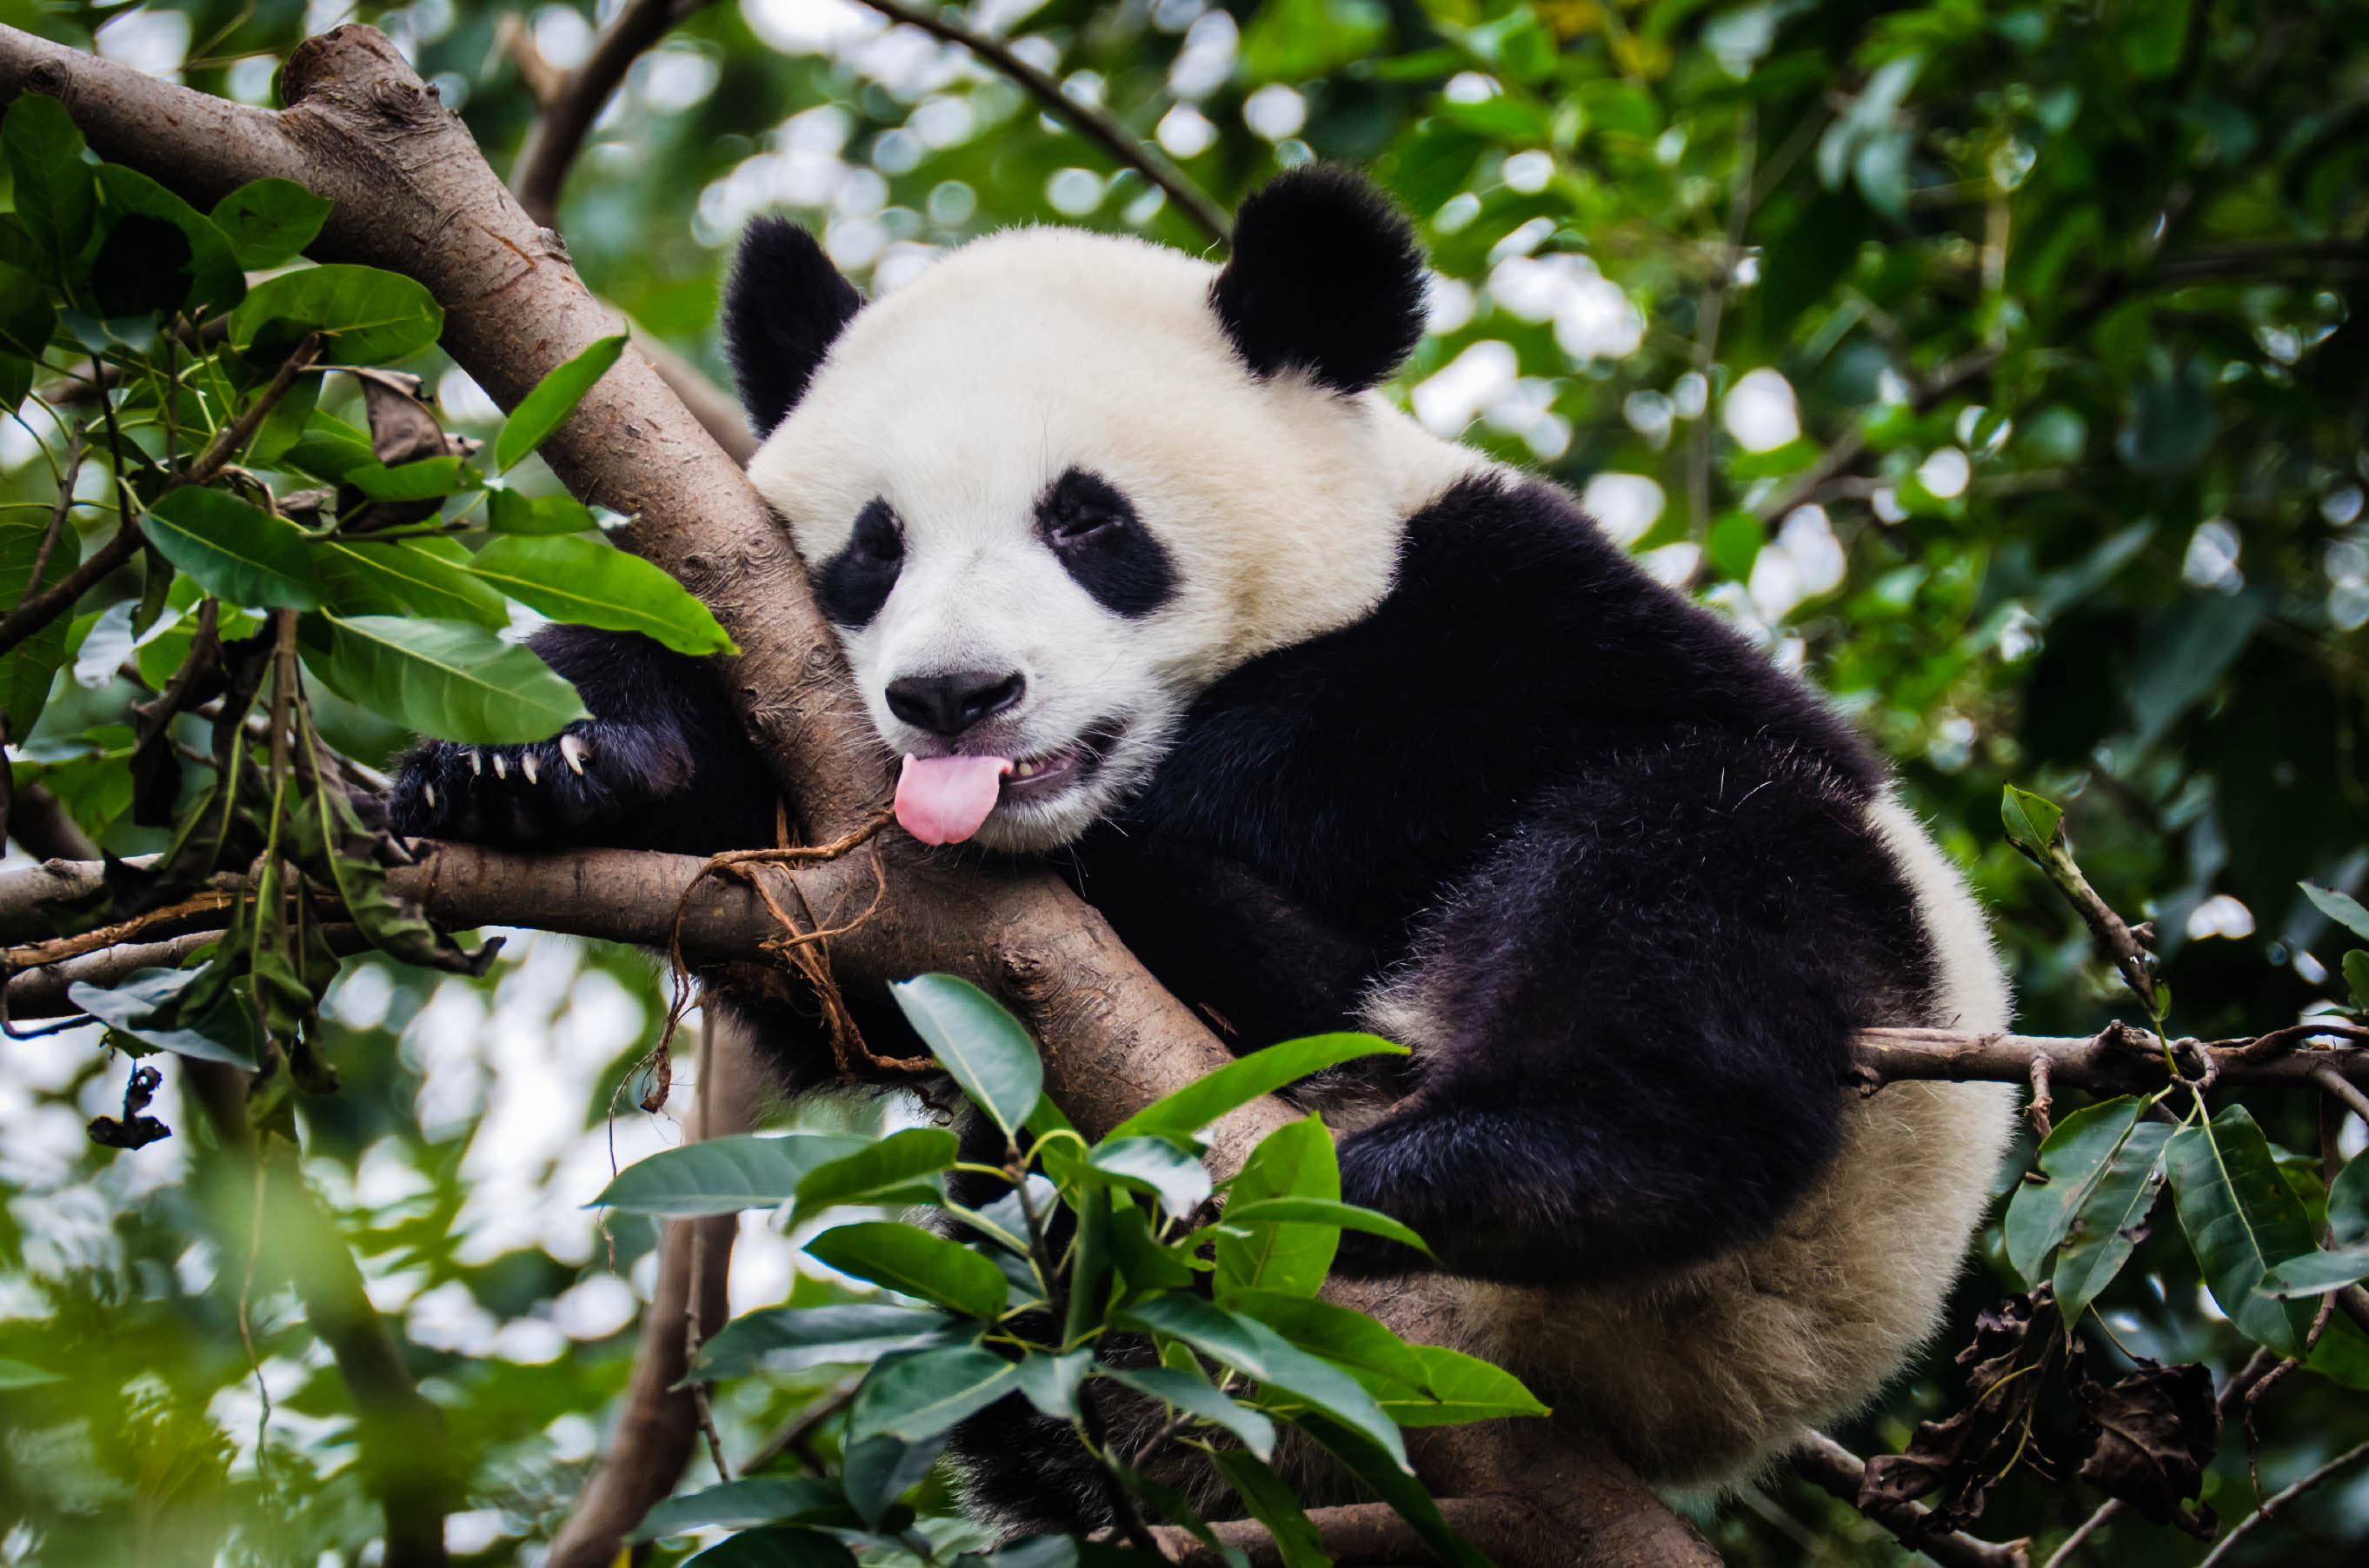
top-left (388, 166), bottom-right (2016, 1508)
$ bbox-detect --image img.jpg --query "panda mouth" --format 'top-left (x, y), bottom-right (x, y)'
top-left (1000, 717), bottom-right (1125, 804)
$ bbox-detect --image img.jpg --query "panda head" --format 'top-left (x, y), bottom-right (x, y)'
top-left (732, 167), bottom-right (1431, 852)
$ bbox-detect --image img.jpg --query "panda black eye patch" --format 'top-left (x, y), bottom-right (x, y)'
top-left (814, 497), bottom-right (903, 628)
top-left (1036, 468), bottom-right (1176, 618)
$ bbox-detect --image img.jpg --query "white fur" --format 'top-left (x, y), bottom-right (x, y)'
top-left (747, 227), bottom-right (1480, 851)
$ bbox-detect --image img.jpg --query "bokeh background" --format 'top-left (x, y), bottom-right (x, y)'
top-left (1, 0), bottom-right (2364, 1561)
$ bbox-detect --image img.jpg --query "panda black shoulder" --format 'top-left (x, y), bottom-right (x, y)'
top-left (1124, 471), bottom-right (1887, 920)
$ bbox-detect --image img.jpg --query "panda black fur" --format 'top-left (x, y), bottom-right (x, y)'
top-left (389, 167), bottom-right (2014, 1509)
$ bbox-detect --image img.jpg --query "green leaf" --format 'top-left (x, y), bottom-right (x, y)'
top-left (2347, 953), bottom-right (2369, 1013)
top-left (1355, 1345), bottom-right (1549, 1426)
top-left (805, 1221), bottom-right (1010, 1320)
top-left (2258, 1246), bottom-right (2369, 1298)
top-left (847, 1345), bottom-right (1023, 1442)
top-left (230, 264), bottom-right (443, 364)
top-left (695, 1303), bottom-right (973, 1381)
top-left (1207, 1452), bottom-right (1328, 1568)
top-left (0, 1357), bottom-right (62, 1388)
top-left (1110, 1033), bottom-right (1407, 1143)
top-left (1226, 1291), bottom-right (1434, 1389)
top-left (2330, 1156), bottom-right (2369, 1247)
top-left (792, 1127), bottom-right (957, 1217)
top-left (1104, 1366), bottom-right (1278, 1459)
top-left (487, 486), bottom-right (602, 534)
top-left (1086, 1137), bottom-right (1213, 1219)
top-left (319, 540), bottom-right (509, 628)
top-left (4, 94), bottom-right (94, 283)
top-left (889, 974), bottom-right (1044, 1137)
top-left (88, 213), bottom-right (191, 320)
top-left (343, 455), bottom-right (471, 503)
top-left (0, 260), bottom-right (52, 362)
top-left (841, 1431), bottom-right (949, 1525)
top-left (305, 613), bottom-right (590, 745)
top-left (2003, 1096), bottom-right (2146, 1282)
top-left (589, 1133), bottom-right (866, 1216)
top-left (92, 166), bottom-right (245, 315)
top-left (1214, 1199), bottom-right (1433, 1255)
top-left (1217, 1119), bottom-right (1340, 1300)
top-left (494, 333), bottom-right (628, 472)
top-left (143, 488), bottom-right (324, 611)
top-left (1107, 1199), bottom-right (1194, 1293)
top-left (632, 1478), bottom-right (854, 1541)
top-left (686, 1528), bottom-right (861, 1568)
top-left (2051, 1122), bottom-right (2173, 1322)
top-left (1, 504), bottom-right (77, 738)
top-left (209, 178), bottom-right (335, 269)
top-left (67, 967), bottom-right (261, 1069)
top-left (2164, 1105), bottom-right (2321, 1355)
top-left (462, 534), bottom-right (735, 657)
top-left (2303, 883), bottom-right (2369, 943)
top-left (1116, 1294), bottom-right (1406, 1469)
top-left (1015, 1348), bottom-right (1095, 1420)
top-left (2000, 785), bottom-right (2066, 861)
top-left (1294, 1413), bottom-right (1493, 1568)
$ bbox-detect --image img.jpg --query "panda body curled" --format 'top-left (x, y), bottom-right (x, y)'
top-left (391, 169), bottom-right (2014, 1515)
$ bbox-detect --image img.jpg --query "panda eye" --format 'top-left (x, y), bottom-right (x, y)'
top-left (848, 499), bottom-right (903, 561)
top-left (1038, 468), bottom-right (1133, 548)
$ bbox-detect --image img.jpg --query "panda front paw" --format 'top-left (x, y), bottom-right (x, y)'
top-left (387, 720), bottom-right (694, 848)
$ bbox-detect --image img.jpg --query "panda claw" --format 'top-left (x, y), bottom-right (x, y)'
top-left (422, 782), bottom-right (436, 809)
top-left (464, 749), bottom-right (481, 776)
top-left (492, 753), bottom-right (509, 781)
top-left (560, 734), bottom-right (588, 775)
top-left (521, 752), bottom-right (540, 785)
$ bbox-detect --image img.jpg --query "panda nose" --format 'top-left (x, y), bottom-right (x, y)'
top-left (886, 671), bottom-right (1027, 737)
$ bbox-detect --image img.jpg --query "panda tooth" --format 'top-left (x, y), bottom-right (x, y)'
top-left (492, 753), bottom-right (509, 780)
top-left (521, 753), bottom-right (539, 784)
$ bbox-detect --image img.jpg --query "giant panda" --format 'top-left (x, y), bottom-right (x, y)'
top-left (389, 166), bottom-right (2016, 1516)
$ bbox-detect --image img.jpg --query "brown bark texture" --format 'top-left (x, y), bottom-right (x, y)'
top-left (0, 23), bottom-right (1721, 1568)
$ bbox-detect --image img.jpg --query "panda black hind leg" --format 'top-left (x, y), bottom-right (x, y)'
top-left (1326, 733), bottom-right (1936, 1287)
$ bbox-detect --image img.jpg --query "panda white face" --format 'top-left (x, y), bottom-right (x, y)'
top-left (743, 224), bottom-right (1464, 852)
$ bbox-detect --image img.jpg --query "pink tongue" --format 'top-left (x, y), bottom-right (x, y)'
top-left (895, 754), bottom-right (1012, 845)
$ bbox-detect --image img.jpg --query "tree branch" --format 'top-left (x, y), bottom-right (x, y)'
top-left (545, 1013), bottom-right (755, 1568)
top-left (849, 0), bottom-right (1231, 248)
top-left (1792, 1432), bottom-right (2031, 1568)
top-left (509, 0), bottom-right (713, 229)
top-left (183, 1056), bottom-right (456, 1567)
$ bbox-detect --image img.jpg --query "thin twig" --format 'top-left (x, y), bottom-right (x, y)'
top-left (2195, 1437), bottom-right (2369, 1567)
top-left (1687, 106), bottom-right (1755, 545)
top-left (741, 1379), bottom-right (860, 1473)
top-left (1789, 1433), bottom-right (2030, 1568)
top-left (2039, 1500), bottom-right (2118, 1568)
top-left (849, 0), bottom-right (1230, 247)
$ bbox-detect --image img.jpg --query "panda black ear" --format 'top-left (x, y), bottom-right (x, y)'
top-left (723, 216), bottom-right (864, 437)
top-left (1210, 165), bottom-right (1427, 394)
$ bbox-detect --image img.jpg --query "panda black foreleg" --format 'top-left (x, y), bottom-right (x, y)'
top-left (1326, 751), bottom-right (1929, 1286)
top-left (387, 624), bottom-right (780, 854)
